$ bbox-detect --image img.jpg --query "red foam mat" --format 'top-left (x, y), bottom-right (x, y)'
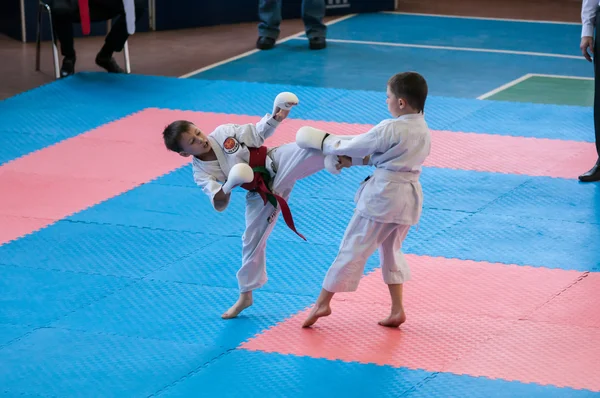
top-left (241, 256), bottom-right (600, 391)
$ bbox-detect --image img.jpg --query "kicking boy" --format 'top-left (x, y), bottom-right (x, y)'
top-left (295, 72), bottom-right (431, 328)
top-left (162, 92), bottom-right (351, 319)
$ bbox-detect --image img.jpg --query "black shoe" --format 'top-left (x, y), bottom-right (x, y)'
top-left (95, 54), bottom-right (125, 73)
top-left (60, 56), bottom-right (76, 78)
top-left (256, 36), bottom-right (276, 50)
top-left (579, 158), bottom-right (600, 182)
top-left (309, 37), bottom-right (326, 50)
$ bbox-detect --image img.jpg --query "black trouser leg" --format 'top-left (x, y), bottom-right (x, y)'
top-left (579, 20), bottom-right (600, 180)
top-left (579, 10), bottom-right (600, 181)
top-left (52, 13), bottom-right (75, 58)
top-left (98, 0), bottom-right (147, 55)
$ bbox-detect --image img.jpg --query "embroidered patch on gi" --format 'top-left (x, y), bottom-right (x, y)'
top-left (223, 137), bottom-right (240, 154)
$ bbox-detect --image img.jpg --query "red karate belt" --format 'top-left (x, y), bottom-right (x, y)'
top-left (241, 146), bottom-right (306, 241)
top-left (78, 0), bottom-right (91, 35)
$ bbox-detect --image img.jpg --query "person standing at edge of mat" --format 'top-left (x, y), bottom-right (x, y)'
top-left (47, 0), bottom-right (147, 78)
top-left (256, 0), bottom-right (327, 50)
top-left (580, 0), bottom-right (600, 182)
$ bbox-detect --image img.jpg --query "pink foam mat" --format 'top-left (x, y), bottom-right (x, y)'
top-left (1, 107), bottom-right (595, 246)
top-left (241, 256), bottom-right (600, 391)
top-left (151, 108), bottom-right (596, 179)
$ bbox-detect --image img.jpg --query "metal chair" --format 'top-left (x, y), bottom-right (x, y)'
top-left (35, 0), bottom-right (131, 79)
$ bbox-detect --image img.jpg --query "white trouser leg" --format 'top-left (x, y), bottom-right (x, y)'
top-left (270, 143), bottom-right (326, 189)
top-left (323, 212), bottom-right (411, 292)
top-left (238, 192), bottom-right (282, 293)
top-left (378, 224), bottom-right (411, 285)
top-left (237, 143), bottom-right (325, 292)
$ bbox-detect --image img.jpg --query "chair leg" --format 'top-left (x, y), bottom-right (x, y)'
top-left (123, 41), bottom-right (131, 74)
top-left (35, 3), bottom-right (42, 71)
top-left (45, 5), bottom-right (61, 79)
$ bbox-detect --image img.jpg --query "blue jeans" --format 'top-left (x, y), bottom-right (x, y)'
top-left (258, 0), bottom-right (326, 39)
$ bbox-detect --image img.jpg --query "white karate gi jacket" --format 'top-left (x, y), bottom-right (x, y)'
top-left (191, 114), bottom-right (280, 212)
top-left (323, 113), bottom-right (431, 225)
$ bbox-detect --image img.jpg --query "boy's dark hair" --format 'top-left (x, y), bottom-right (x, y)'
top-left (163, 120), bottom-right (194, 153)
top-left (387, 72), bottom-right (428, 113)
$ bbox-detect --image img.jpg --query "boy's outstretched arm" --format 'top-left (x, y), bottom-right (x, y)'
top-left (297, 124), bottom-right (392, 159)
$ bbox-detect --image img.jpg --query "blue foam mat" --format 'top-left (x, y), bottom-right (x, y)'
top-left (157, 350), bottom-right (597, 398)
top-left (0, 221), bottom-right (215, 278)
top-left (60, 164), bottom-right (597, 269)
top-left (144, 236), bottom-right (381, 297)
top-left (64, 170), bottom-right (470, 247)
top-left (158, 349), bottom-right (433, 398)
top-left (410, 212), bottom-right (600, 271)
top-left (408, 371), bottom-right (599, 398)
top-left (0, 264), bottom-right (130, 328)
top-left (0, 327), bottom-right (225, 398)
top-left (0, 324), bottom-right (34, 348)
top-left (192, 39), bottom-right (592, 98)
top-left (51, 279), bottom-right (313, 346)
top-left (480, 177), bottom-right (600, 224)
top-left (326, 13), bottom-right (582, 57)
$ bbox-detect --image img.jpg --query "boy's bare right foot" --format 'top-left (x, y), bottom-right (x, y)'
top-left (222, 293), bottom-right (253, 319)
top-left (302, 303), bottom-right (332, 328)
top-left (378, 309), bottom-right (406, 328)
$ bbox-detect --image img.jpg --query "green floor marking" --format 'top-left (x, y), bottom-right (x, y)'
top-left (485, 75), bottom-right (594, 107)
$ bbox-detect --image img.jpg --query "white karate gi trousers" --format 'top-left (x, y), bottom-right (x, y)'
top-left (323, 211), bottom-right (412, 292)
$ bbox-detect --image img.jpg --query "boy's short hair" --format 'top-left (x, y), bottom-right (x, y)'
top-left (163, 120), bottom-right (193, 153)
top-left (387, 72), bottom-right (428, 113)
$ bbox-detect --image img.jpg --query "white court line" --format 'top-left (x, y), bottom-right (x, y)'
top-left (476, 74), bottom-right (534, 100)
top-left (291, 37), bottom-right (584, 60)
top-left (179, 14), bottom-right (357, 79)
top-left (528, 73), bottom-right (594, 80)
top-left (383, 11), bottom-right (580, 25)
top-left (476, 73), bottom-right (594, 100)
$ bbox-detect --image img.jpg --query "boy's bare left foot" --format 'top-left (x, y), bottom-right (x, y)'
top-left (302, 303), bottom-right (332, 328)
top-left (222, 294), bottom-right (253, 319)
top-left (378, 310), bottom-right (406, 328)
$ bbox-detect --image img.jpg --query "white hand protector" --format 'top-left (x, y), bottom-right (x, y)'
top-left (222, 163), bottom-right (255, 194)
top-left (272, 92), bottom-right (299, 115)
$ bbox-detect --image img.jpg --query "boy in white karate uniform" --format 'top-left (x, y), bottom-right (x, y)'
top-left (296, 72), bottom-right (431, 328)
top-left (162, 93), bottom-right (350, 319)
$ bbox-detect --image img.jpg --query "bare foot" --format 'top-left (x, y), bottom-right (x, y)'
top-left (302, 303), bottom-right (332, 328)
top-left (222, 294), bottom-right (253, 319)
top-left (378, 310), bottom-right (407, 328)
